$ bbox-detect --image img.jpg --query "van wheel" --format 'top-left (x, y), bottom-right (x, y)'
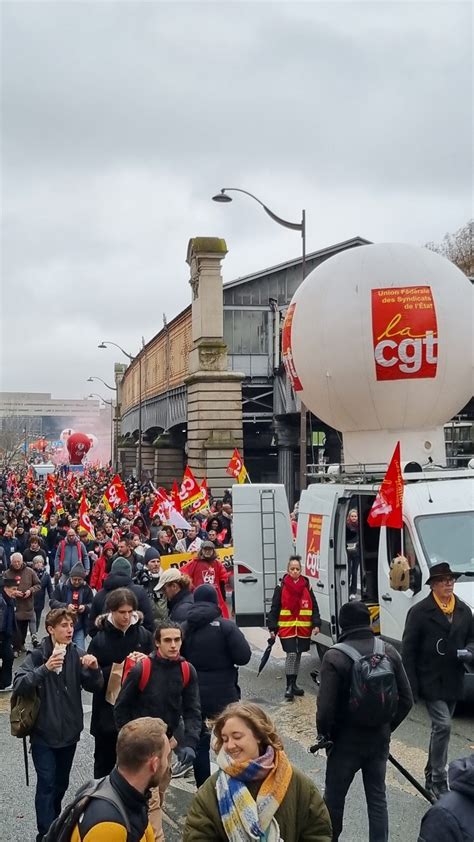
top-left (316, 643), bottom-right (328, 663)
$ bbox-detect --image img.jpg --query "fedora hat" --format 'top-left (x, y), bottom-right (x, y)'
top-left (425, 562), bottom-right (461, 585)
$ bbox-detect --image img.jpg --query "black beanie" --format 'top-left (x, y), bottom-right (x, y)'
top-left (339, 601), bottom-right (371, 631)
top-left (194, 584), bottom-right (218, 605)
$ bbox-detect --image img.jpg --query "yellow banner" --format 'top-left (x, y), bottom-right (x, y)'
top-left (160, 546), bottom-right (234, 572)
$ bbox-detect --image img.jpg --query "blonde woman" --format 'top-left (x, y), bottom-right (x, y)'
top-left (183, 702), bottom-right (332, 842)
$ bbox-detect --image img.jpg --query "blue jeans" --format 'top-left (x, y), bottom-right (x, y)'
top-left (424, 699), bottom-right (456, 784)
top-left (324, 734), bottom-right (389, 842)
top-left (31, 740), bottom-right (77, 836)
top-left (72, 626), bottom-right (86, 650)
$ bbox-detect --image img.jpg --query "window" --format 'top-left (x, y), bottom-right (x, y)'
top-left (223, 310), bottom-right (269, 355)
top-left (415, 511), bottom-right (474, 576)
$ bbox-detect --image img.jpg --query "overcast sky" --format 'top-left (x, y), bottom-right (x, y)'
top-left (1, 0), bottom-right (472, 400)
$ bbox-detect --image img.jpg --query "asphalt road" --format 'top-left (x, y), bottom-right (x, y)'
top-left (1, 630), bottom-right (473, 841)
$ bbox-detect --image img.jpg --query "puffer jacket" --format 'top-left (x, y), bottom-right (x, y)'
top-left (181, 599), bottom-right (251, 718)
top-left (168, 587), bottom-right (194, 623)
top-left (87, 612), bottom-right (153, 736)
top-left (13, 636), bottom-right (103, 747)
top-left (88, 572), bottom-right (155, 636)
top-left (183, 764), bottom-right (332, 842)
top-left (418, 755), bottom-right (474, 841)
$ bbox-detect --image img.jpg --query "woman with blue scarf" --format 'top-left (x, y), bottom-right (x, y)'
top-left (184, 702), bottom-right (332, 842)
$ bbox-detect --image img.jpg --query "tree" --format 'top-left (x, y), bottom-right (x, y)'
top-left (425, 220), bottom-right (473, 276)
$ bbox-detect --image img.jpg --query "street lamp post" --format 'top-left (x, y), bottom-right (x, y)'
top-left (98, 340), bottom-right (143, 481)
top-left (88, 393), bottom-right (113, 468)
top-left (212, 187), bottom-right (308, 495)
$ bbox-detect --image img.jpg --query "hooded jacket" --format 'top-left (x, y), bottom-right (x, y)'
top-left (50, 575), bottom-right (94, 631)
top-left (317, 626), bottom-right (413, 742)
top-left (13, 636), bottom-right (103, 747)
top-left (168, 587), bottom-right (194, 623)
top-left (87, 612), bottom-right (154, 736)
top-left (418, 755), bottom-right (474, 842)
top-left (87, 571), bottom-right (155, 636)
top-left (114, 651), bottom-right (201, 748)
top-left (89, 541), bottom-right (115, 591)
top-left (181, 598), bottom-right (251, 718)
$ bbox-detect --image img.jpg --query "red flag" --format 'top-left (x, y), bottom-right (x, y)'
top-left (226, 448), bottom-right (248, 484)
top-left (149, 487), bottom-right (170, 520)
top-left (171, 480), bottom-right (182, 514)
top-left (41, 489), bottom-right (53, 522)
top-left (103, 475), bottom-right (128, 510)
top-left (367, 442), bottom-right (404, 529)
top-left (79, 493), bottom-right (96, 539)
top-left (188, 479), bottom-right (210, 515)
top-left (179, 466), bottom-right (203, 509)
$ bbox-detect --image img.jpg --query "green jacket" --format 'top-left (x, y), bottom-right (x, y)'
top-left (183, 765), bottom-right (332, 842)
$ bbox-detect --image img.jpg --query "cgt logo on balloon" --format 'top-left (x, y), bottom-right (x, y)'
top-left (371, 286), bottom-right (438, 380)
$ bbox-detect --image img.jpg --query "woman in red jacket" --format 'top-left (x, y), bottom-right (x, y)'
top-left (90, 541), bottom-right (116, 592)
top-left (267, 555), bottom-right (320, 701)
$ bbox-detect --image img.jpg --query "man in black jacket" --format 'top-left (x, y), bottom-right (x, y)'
top-left (87, 557), bottom-right (155, 636)
top-left (402, 561), bottom-right (474, 800)
top-left (180, 584), bottom-right (251, 784)
top-left (13, 607), bottom-right (103, 842)
top-left (50, 562), bottom-right (93, 649)
top-left (317, 601), bottom-right (413, 842)
top-left (115, 620), bottom-right (201, 842)
top-left (417, 754), bottom-right (474, 841)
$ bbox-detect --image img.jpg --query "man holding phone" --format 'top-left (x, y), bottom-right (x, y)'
top-left (50, 562), bottom-right (93, 649)
top-left (13, 607), bottom-right (103, 842)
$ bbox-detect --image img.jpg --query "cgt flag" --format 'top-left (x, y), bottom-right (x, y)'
top-left (226, 448), bottom-right (249, 484)
top-left (79, 493), bottom-right (96, 539)
top-left (367, 442), bottom-right (404, 529)
top-left (179, 466), bottom-right (203, 509)
top-left (103, 475), bottom-right (128, 511)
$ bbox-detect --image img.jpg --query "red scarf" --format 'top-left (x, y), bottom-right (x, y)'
top-left (282, 573), bottom-right (307, 616)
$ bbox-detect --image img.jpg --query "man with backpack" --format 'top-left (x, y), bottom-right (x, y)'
top-left (114, 620), bottom-right (201, 842)
top-left (316, 601), bottom-right (413, 842)
top-left (12, 607), bottom-right (103, 842)
top-left (45, 716), bottom-right (171, 842)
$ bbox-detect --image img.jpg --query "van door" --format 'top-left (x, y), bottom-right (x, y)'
top-left (296, 485), bottom-right (344, 648)
top-left (378, 524), bottom-right (424, 645)
top-left (233, 484), bottom-right (294, 627)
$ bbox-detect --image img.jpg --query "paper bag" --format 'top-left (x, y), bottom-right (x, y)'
top-left (105, 661), bottom-right (125, 705)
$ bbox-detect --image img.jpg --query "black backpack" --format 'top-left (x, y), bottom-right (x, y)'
top-left (334, 637), bottom-right (399, 727)
top-left (42, 776), bottom-right (131, 842)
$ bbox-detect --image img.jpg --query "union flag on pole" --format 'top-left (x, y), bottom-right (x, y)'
top-left (226, 448), bottom-right (249, 484)
top-left (179, 466), bottom-right (203, 509)
top-left (79, 493), bottom-right (96, 539)
top-left (103, 475), bottom-right (128, 511)
top-left (187, 478), bottom-right (210, 515)
top-left (367, 442), bottom-right (404, 529)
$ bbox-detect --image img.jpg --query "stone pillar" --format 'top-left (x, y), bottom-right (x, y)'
top-left (184, 238), bottom-right (244, 498)
top-left (154, 433), bottom-right (185, 486)
top-left (140, 441), bottom-right (155, 480)
top-left (118, 441), bottom-right (136, 478)
top-left (275, 419), bottom-right (299, 509)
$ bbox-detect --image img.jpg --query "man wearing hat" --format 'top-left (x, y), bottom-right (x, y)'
top-left (88, 556), bottom-right (155, 636)
top-left (50, 562), bottom-right (93, 649)
top-left (402, 561), bottom-right (474, 800)
top-left (0, 573), bottom-right (19, 691)
top-left (317, 601), bottom-right (413, 841)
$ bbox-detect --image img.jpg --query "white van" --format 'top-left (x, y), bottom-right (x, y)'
top-left (232, 470), bottom-right (474, 697)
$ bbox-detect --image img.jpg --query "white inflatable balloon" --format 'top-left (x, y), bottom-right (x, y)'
top-left (60, 428), bottom-right (75, 443)
top-left (283, 243), bottom-right (473, 464)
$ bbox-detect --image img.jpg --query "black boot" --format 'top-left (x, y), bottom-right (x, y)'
top-left (284, 675), bottom-right (294, 700)
top-left (291, 676), bottom-right (304, 696)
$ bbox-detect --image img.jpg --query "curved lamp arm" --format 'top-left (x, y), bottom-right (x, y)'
top-left (214, 188), bottom-right (303, 232)
top-left (98, 340), bottom-right (135, 361)
top-left (87, 376), bottom-right (116, 392)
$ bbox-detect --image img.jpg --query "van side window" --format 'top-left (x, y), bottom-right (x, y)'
top-left (387, 526), bottom-right (422, 594)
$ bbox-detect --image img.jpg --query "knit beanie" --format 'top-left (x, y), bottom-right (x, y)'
top-left (339, 601), bottom-right (370, 631)
top-left (144, 546), bottom-right (161, 564)
top-left (111, 557), bottom-right (132, 577)
top-left (69, 562), bottom-right (87, 579)
top-left (193, 584), bottom-right (218, 605)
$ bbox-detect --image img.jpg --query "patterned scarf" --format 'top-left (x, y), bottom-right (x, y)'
top-left (432, 591), bottom-right (455, 616)
top-left (216, 745), bottom-right (292, 842)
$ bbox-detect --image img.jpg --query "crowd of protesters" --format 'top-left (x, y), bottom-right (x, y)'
top-left (0, 465), bottom-right (473, 842)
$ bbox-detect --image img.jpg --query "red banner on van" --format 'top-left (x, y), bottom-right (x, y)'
top-left (305, 514), bottom-right (323, 579)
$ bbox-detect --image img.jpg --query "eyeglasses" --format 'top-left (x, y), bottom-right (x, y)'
top-left (435, 576), bottom-right (455, 584)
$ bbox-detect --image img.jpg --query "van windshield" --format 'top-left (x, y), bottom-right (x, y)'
top-left (415, 512), bottom-right (474, 576)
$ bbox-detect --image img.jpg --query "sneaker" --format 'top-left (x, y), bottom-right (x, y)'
top-left (0, 684), bottom-right (13, 692)
top-left (171, 759), bottom-right (193, 779)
